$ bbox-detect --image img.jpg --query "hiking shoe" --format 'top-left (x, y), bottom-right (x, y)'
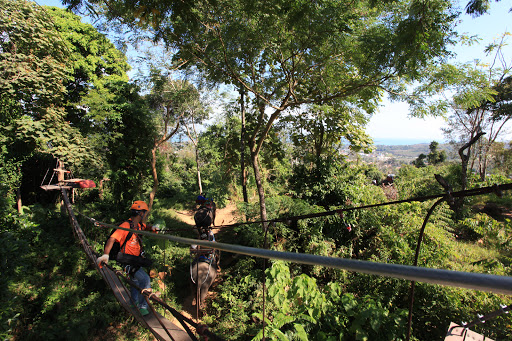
top-left (139, 308), bottom-right (150, 316)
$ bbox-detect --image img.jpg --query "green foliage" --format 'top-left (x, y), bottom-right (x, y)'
top-left (427, 141), bottom-right (447, 165)
top-left (205, 259), bottom-right (262, 339)
top-left (454, 213), bottom-right (512, 247)
top-left (489, 141), bottom-right (512, 177)
top-left (195, 108), bottom-right (291, 205)
top-left (396, 164), bottom-right (453, 198)
top-left (0, 143), bottom-right (20, 212)
top-left (252, 261), bottom-right (407, 341)
top-left (412, 153), bottom-right (427, 168)
top-left (281, 103), bottom-right (373, 163)
top-left (45, 6), bottom-right (130, 117)
top-left (0, 204), bottom-right (145, 340)
top-left (408, 63), bottom-right (497, 118)
top-left (99, 81), bottom-right (156, 207)
top-left (290, 157), bottom-right (382, 208)
top-left (471, 172), bottom-right (512, 188)
top-left (412, 141), bottom-right (447, 168)
top-left (0, 0), bottom-right (70, 113)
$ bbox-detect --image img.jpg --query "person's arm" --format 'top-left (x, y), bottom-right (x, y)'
top-left (97, 237), bottom-right (116, 265)
top-left (144, 223), bottom-right (160, 233)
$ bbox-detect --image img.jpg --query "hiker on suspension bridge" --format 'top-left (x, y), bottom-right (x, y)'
top-left (97, 200), bottom-right (158, 316)
top-left (192, 195), bottom-right (218, 264)
top-left (194, 195), bottom-right (216, 241)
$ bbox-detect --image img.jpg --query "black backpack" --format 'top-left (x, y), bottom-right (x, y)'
top-left (105, 222), bottom-right (152, 268)
top-left (105, 229), bottom-right (133, 261)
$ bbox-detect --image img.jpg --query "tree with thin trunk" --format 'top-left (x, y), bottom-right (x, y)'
top-left (146, 73), bottom-right (203, 212)
top-left (239, 88), bottom-right (248, 204)
top-left (281, 103), bottom-right (373, 166)
top-left (409, 34), bottom-right (511, 211)
top-left (69, 0), bottom-right (457, 229)
top-left (181, 93), bottom-right (210, 195)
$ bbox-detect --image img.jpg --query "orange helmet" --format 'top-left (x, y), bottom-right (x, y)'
top-left (130, 200), bottom-right (149, 211)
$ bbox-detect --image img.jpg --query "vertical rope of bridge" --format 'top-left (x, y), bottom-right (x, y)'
top-left (196, 258), bottom-right (200, 325)
top-left (164, 239), bottom-right (167, 319)
top-left (261, 222), bottom-right (271, 341)
top-left (143, 293), bottom-right (176, 341)
top-left (406, 198), bottom-right (445, 341)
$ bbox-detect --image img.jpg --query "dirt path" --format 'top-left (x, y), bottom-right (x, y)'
top-left (174, 201), bottom-right (239, 230)
top-left (171, 201), bottom-right (239, 328)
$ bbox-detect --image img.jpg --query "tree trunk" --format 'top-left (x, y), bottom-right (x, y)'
top-left (196, 146), bottom-right (203, 195)
top-left (314, 124), bottom-right (324, 162)
top-left (16, 187), bottom-right (23, 214)
top-left (183, 121), bottom-right (203, 195)
top-left (56, 160), bottom-right (66, 214)
top-left (98, 178), bottom-right (109, 201)
top-left (148, 120), bottom-right (180, 218)
top-left (251, 150), bottom-right (268, 232)
top-left (479, 142), bottom-right (491, 181)
top-left (456, 132), bottom-right (485, 219)
top-left (149, 145), bottom-right (158, 215)
top-left (240, 88), bottom-right (248, 203)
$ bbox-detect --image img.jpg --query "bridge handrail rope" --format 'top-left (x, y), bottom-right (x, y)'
top-left (100, 254), bottom-right (221, 340)
top-left (202, 183), bottom-right (512, 229)
top-left (70, 183), bottom-right (512, 338)
top-left (61, 189), bottom-right (222, 341)
top-left (461, 304), bottom-right (510, 330)
top-left (101, 262), bottom-right (220, 341)
top-left (78, 212), bottom-right (512, 295)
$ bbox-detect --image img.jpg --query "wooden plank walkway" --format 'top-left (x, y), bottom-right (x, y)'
top-left (60, 188), bottom-right (194, 341)
top-left (445, 322), bottom-right (494, 341)
top-left (98, 265), bottom-right (193, 341)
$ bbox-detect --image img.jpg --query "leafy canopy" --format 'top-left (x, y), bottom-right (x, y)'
top-left (65, 0), bottom-right (458, 116)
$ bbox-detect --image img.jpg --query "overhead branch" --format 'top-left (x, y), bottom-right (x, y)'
top-left (459, 130), bottom-right (486, 162)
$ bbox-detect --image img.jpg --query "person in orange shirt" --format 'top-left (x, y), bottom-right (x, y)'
top-left (97, 200), bottom-right (157, 316)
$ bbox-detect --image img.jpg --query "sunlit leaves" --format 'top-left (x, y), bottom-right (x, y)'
top-left (0, 0), bottom-right (71, 114)
top-left (258, 261), bottom-right (407, 340)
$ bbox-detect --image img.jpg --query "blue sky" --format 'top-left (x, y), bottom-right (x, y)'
top-left (368, 0), bottom-right (512, 144)
top-left (37, 0), bottom-right (511, 144)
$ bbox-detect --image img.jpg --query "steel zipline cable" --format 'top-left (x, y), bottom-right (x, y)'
top-left (208, 183), bottom-right (512, 229)
top-left (70, 183), bottom-right (512, 338)
top-left (61, 189), bottom-right (221, 341)
top-left (79, 211), bottom-right (512, 296)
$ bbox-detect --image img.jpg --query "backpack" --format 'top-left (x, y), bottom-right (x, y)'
top-left (105, 221), bottom-right (153, 268)
top-left (105, 229), bottom-right (133, 261)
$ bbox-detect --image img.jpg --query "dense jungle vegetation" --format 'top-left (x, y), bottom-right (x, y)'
top-left (1, 0), bottom-right (512, 340)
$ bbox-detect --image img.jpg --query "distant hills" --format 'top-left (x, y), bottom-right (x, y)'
top-left (374, 143), bottom-right (431, 159)
top-left (354, 143), bottom-right (454, 165)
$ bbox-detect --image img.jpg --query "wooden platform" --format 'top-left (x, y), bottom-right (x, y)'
top-left (445, 322), bottom-right (494, 341)
top-left (40, 184), bottom-right (73, 191)
top-left (99, 265), bottom-right (193, 341)
top-left (41, 179), bottom-right (93, 191)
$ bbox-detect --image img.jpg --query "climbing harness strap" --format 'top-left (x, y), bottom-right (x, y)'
top-left (190, 254), bottom-right (215, 285)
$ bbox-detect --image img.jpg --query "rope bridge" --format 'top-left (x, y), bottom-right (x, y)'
top-left (61, 183), bottom-right (512, 340)
top-left (60, 188), bottom-right (222, 341)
